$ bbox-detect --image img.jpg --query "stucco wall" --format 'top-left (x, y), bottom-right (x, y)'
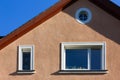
top-left (0, 0), bottom-right (120, 80)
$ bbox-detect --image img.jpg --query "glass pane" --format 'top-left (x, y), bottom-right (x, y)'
top-left (23, 52), bottom-right (31, 70)
top-left (79, 11), bottom-right (88, 21)
top-left (66, 49), bottom-right (88, 69)
top-left (91, 49), bottom-right (102, 70)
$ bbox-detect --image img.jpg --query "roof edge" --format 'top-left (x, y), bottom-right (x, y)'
top-left (89, 0), bottom-right (120, 20)
top-left (0, 0), bottom-right (72, 50)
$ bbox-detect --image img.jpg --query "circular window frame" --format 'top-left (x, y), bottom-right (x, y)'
top-left (75, 8), bottom-right (92, 24)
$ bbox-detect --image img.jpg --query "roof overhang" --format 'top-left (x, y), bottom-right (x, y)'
top-left (0, 0), bottom-right (119, 50)
top-left (0, 0), bottom-right (72, 50)
top-left (89, 0), bottom-right (120, 20)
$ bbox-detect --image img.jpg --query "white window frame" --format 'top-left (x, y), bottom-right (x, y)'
top-left (18, 45), bottom-right (35, 73)
top-left (75, 8), bottom-right (92, 24)
top-left (61, 42), bottom-right (106, 72)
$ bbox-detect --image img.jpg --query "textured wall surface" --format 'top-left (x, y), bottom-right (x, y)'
top-left (0, 0), bottom-right (120, 80)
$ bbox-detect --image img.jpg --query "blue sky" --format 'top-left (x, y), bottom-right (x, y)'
top-left (0, 0), bottom-right (59, 36)
top-left (110, 0), bottom-right (120, 7)
top-left (0, 0), bottom-right (119, 36)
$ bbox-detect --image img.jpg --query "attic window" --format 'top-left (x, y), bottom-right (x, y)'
top-left (75, 8), bottom-right (92, 24)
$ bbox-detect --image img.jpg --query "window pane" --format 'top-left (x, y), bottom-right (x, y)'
top-left (79, 11), bottom-right (88, 21)
top-left (23, 52), bottom-right (31, 70)
top-left (91, 49), bottom-right (102, 70)
top-left (66, 49), bottom-right (88, 69)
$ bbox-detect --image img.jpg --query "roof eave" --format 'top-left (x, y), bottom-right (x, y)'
top-left (89, 0), bottom-right (120, 20)
top-left (0, 0), bottom-right (72, 50)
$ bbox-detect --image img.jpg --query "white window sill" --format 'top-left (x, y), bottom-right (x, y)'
top-left (17, 70), bottom-right (36, 74)
top-left (58, 70), bottom-right (108, 74)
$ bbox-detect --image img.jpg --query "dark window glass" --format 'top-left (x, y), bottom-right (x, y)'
top-left (79, 11), bottom-right (88, 21)
top-left (23, 52), bottom-right (31, 70)
top-left (66, 49), bottom-right (88, 69)
top-left (91, 49), bottom-right (102, 70)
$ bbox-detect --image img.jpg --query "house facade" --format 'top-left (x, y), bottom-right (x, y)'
top-left (0, 0), bottom-right (120, 80)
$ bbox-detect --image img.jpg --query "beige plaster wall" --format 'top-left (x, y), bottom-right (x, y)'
top-left (0, 0), bottom-right (120, 80)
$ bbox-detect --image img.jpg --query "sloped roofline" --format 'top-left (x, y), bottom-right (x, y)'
top-left (0, 0), bottom-right (119, 50)
top-left (89, 0), bottom-right (120, 20)
top-left (0, 0), bottom-right (72, 50)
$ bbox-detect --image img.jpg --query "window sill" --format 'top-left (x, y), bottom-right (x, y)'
top-left (58, 70), bottom-right (108, 74)
top-left (17, 70), bottom-right (36, 74)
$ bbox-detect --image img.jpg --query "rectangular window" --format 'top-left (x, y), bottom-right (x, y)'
top-left (61, 42), bottom-right (107, 73)
top-left (18, 45), bottom-right (35, 73)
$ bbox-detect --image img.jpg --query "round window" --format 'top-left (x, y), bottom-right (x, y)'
top-left (75, 8), bottom-right (92, 24)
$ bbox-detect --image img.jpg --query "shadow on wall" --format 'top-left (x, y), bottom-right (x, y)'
top-left (63, 0), bottom-right (120, 44)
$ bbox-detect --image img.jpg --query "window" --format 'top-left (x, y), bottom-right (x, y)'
top-left (18, 45), bottom-right (35, 73)
top-left (61, 42), bottom-right (107, 73)
top-left (75, 8), bottom-right (92, 24)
